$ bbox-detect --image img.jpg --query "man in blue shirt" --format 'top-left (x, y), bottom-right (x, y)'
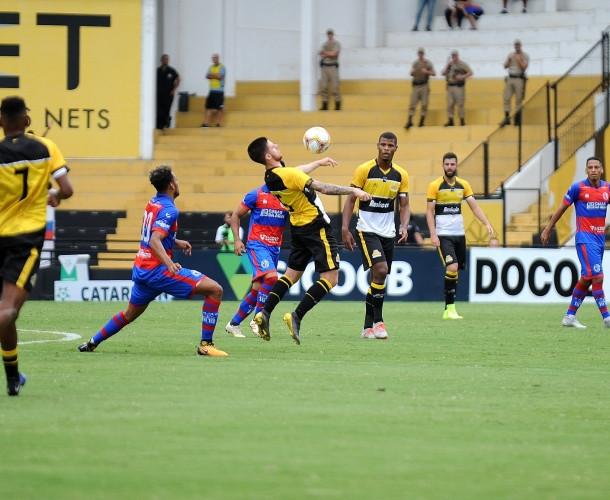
top-left (78, 165), bottom-right (228, 356)
top-left (541, 156), bottom-right (610, 329)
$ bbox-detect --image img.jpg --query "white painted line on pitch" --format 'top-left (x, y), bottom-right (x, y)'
top-left (18, 329), bottom-right (81, 344)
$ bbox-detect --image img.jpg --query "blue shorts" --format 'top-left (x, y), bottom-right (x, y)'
top-left (576, 242), bottom-right (604, 280)
top-left (130, 266), bottom-right (205, 306)
top-left (247, 241), bottom-right (280, 281)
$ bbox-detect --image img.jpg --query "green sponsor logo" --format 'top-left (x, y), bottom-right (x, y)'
top-left (216, 253), bottom-right (253, 299)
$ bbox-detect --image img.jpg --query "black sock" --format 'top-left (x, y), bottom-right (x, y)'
top-left (264, 275), bottom-right (293, 315)
top-left (444, 270), bottom-right (458, 306)
top-left (371, 282), bottom-right (386, 323)
top-left (2, 347), bottom-right (19, 379)
top-left (364, 289), bottom-right (374, 328)
top-left (295, 279), bottom-right (333, 319)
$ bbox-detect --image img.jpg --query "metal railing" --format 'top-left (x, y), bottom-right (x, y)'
top-left (457, 28), bottom-right (610, 245)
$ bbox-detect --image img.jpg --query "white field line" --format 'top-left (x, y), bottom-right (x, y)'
top-left (19, 329), bottom-right (81, 344)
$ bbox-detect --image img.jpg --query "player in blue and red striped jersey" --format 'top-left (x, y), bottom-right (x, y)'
top-left (78, 165), bottom-right (228, 356)
top-left (541, 156), bottom-right (610, 329)
top-left (224, 185), bottom-right (288, 338)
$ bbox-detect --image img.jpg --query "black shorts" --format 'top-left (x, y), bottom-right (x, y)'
top-left (355, 230), bottom-right (394, 272)
top-left (437, 235), bottom-right (466, 270)
top-left (288, 219), bottom-right (339, 273)
top-left (206, 91), bottom-right (224, 110)
top-left (0, 229), bottom-right (45, 292)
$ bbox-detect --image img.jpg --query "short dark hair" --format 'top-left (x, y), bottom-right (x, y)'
top-left (443, 152), bottom-right (458, 162)
top-left (0, 96), bottom-right (29, 119)
top-left (586, 155), bottom-right (603, 166)
top-left (248, 137), bottom-right (269, 165)
top-left (379, 131), bottom-right (397, 145)
top-left (149, 165), bottom-right (174, 192)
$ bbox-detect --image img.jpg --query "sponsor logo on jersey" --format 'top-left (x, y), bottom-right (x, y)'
top-left (259, 208), bottom-right (285, 218)
top-left (586, 202), bottom-right (607, 209)
top-left (368, 200), bottom-right (391, 209)
top-left (260, 234), bottom-right (281, 244)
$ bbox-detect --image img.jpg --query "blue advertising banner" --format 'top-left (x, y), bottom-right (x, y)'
top-left (174, 248), bottom-right (470, 302)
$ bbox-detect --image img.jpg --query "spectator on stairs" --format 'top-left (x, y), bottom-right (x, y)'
top-left (412, 0), bottom-right (437, 32)
top-left (444, 1), bottom-right (465, 28)
top-left (501, 0), bottom-right (528, 14)
top-left (445, 0), bottom-right (480, 29)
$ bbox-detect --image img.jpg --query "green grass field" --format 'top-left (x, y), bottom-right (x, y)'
top-left (1, 300), bottom-right (609, 499)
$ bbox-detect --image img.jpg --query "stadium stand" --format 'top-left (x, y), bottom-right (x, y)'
top-left (54, 6), bottom-right (609, 268)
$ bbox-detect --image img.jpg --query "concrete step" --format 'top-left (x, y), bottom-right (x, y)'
top-left (90, 258), bottom-right (133, 270)
top-left (202, 77), bottom-right (548, 101)
top-left (67, 159), bottom-right (158, 176)
top-left (175, 108), bottom-right (507, 128)
top-left (61, 193), bottom-right (149, 211)
top-left (449, 9), bottom-right (604, 32)
top-left (235, 81), bottom-right (298, 95)
top-left (505, 231), bottom-right (535, 247)
top-left (106, 240), bottom-right (139, 252)
top-left (233, 77), bottom-right (531, 95)
top-left (510, 212), bottom-right (540, 225)
top-left (154, 139), bottom-right (483, 164)
top-left (347, 8), bottom-right (607, 80)
top-left (507, 223), bottom-right (540, 233)
top-left (160, 123), bottom-right (497, 142)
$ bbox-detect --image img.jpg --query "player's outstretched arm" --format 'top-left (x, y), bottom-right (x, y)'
top-left (310, 180), bottom-right (371, 201)
top-left (296, 156), bottom-right (337, 174)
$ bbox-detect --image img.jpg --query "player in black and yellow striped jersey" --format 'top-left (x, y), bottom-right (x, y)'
top-left (247, 136), bottom-right (371, 344)
top-left (0, 96), bottom-right (74, 396)
top-left (426, 152), bottom-right (493, 320)
top-left (341, 132), bottom-right (410, 340)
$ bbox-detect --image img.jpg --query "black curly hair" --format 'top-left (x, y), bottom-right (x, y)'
top-left (149, 165), bottom-right (174, 192)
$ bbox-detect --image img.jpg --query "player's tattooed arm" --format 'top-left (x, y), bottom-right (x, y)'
top-left (310, 180), bottom-right (371, 201)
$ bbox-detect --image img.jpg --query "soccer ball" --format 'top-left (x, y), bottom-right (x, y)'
top-left (303, 126), bottom-right (331, 154)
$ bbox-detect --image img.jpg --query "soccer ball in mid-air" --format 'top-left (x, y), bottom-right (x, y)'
top-left (303, 126), bottom-right (331, 154)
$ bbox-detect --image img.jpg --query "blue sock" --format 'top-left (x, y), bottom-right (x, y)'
top-left (567, 281), bottom-right (588, 316)
top-left (201, 298), bottom-right (220, 342)
top-left (592, 282), bottom-right (609, 319)
top-left (254, 277), bottom-right (276, 316)
top-left (92, 311), bottom-right (129, 345)
top-left (231, 288), bottom-right (257, 325)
